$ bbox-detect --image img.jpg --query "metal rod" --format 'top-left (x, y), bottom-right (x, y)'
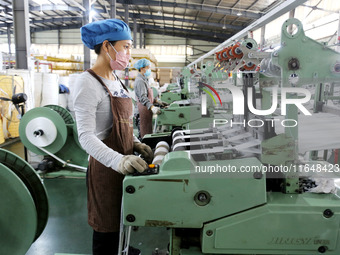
top-left (38, 146), bottom-right (87, 172)
top-left (187, 0), bottom-right (308, 67)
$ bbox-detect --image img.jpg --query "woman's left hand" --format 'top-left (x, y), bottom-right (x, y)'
top-left (133, 142), bottom-right (154, 163)
top-left (156, 99), bottom-right (169, 107)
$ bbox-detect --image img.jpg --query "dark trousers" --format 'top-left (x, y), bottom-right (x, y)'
top-left (93, 230), bottom-right (119, 255)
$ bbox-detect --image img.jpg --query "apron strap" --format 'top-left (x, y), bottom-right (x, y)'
top-left (86, 69), bottom-right (129, 95)
top-left (113, 72), bottom-right (129, 92)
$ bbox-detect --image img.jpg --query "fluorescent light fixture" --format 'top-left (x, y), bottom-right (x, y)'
top-left (32, 0), bottom-right (50, 4)
top-left (90, 10), bottom-right (97, 18)
top-left (53, 0), bottom-right (66, 4)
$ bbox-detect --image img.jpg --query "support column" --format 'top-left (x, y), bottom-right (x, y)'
top-left (110, 0), bottom-right (116, 19)
top-left (139, 28), bottom-right (143, 49)
top-left (57, 29), bottom-right (61, 54)
top-left (83, 0), bottom-right (91, 70)
top-left (337, 11), bottom-right (340, 52)
top-left (6, 23), bottom-right (11, 55)
top-left (133, 19), bottom-right (137, 48)
top-left (12, 0), bottom-right (30, 69)
top-left (185, 38), bottom-right (188, 66)
top-left (260, 26), bottom-right (265, 50)
top-left (124, 4), bottom-right (129, 26)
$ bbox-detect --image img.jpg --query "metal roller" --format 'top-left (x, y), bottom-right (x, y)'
top-left (152, 154), bottom-right (165, 165)
top-left (0, 148), bottom-right (48, 255)
top-left (155, 141), bottom-right (170, 151)
top-left (154, 146), bottom-right (169, 157)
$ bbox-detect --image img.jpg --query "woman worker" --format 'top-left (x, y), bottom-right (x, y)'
top-left (133, 58), bottom-right (168, 139)
top-left (73, 19), bottom-right (153, 255)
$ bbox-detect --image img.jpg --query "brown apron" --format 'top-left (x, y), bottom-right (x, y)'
top-left (86, 69), bottom-right (134, 232)
top-left (137, 78), bottom-right (154, 138)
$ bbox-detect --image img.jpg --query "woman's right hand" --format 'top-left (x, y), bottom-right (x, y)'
top-left (117, 155), bottom-right (148, 175)
top-left (151, 105), bottom-right (161, 114)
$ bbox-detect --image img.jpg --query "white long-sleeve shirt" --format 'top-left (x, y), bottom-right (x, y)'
top-left (73, 71), bottom-right (139, 171)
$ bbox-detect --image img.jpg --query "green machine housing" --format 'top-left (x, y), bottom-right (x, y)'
top-left (123, 18), bottom-right (340, 255)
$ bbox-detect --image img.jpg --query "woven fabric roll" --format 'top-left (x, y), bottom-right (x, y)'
top-left (67, 74), bottom-right (80, 117)
top-left (34, 73), bottom-right (43, 107)
top-left (40, 73), bottom-right (59, 106)
top-left (6, 69), bottom-right (35, 110)
top-left (58, 76), bottom-right (70, 109)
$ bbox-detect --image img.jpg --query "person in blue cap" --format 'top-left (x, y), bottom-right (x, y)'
top-left (133, 58), bottom-right (169, 139)
top-left (73, 19), bottom-right (153, 255)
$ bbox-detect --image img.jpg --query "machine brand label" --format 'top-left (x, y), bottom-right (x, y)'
top-left (268, 237), bottom-right (330, 246)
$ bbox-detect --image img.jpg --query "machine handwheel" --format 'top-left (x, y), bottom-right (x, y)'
top-left (0, 148), bottom-right (49, 241)
top-left (0, 149), bottom-right (49, 255)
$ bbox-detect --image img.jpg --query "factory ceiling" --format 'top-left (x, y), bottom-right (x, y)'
top-left (0, 0), bottom-right (324, 43)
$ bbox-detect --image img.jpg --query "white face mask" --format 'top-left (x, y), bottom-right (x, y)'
top-left (106, 43), bottom-right (130, 70)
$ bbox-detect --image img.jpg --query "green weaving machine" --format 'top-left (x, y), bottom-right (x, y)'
top-left (122, 19), bottom-right (340, 255)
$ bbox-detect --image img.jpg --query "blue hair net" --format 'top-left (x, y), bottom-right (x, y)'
top-left (81, 19), bottom-right (132, 50)
top-left (134, 58), bottom-right (151, 70)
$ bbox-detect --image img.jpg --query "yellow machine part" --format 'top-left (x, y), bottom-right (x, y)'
top-left (0, 118), bottom-right (4, 144)
top-left (0, 75), bottom-right (24, 139)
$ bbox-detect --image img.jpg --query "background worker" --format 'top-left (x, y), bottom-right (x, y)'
top-left (134, 58), bottom-right (168, 139)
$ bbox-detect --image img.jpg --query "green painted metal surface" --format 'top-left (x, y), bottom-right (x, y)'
top-left (54, 125), bottom-right (88, 168)
top-left (273, 18), bottom-right (340, 87)
top-left (0, 162), bottom-right (37, 255)
top-left (262, 134), bottom-right (295, 165)
top-left (161, 91), bottom-right (182, 104)
top-left (262, 133), bottom-right (299, 193)
top-left (182, 117), bottom-right (216, 130)
top-left (202, 61), bottom-right (228, 83)
top-left (0, 148), bottom-right (49, 241)
top-left (19, 106), bottom-right (88, 169)
top-left (157, 104), bottom-right (201, 131)
top-left (202, 192), bottom-right (340, 254)
top-left (44, 105), bottom-right (75, 124)
top-left (123, 152), bottom-right (266, 227)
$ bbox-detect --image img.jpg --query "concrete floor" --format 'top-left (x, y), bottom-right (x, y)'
top-left (2, 139), bottom-right (169, 255)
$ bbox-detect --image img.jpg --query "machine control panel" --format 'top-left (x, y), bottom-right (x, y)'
top-left (132, 164), bottom-right (159, 176)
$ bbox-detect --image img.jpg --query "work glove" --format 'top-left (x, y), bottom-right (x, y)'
top-left (134, 142), bottom-right (154, 163)
top-left (156, 100), bottom-right (169, 107)
top-left (117, 155), bottom-right (148, 175)
top-left (150, 105), bottom-right (161, 114)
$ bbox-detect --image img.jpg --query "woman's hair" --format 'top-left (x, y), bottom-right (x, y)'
top-left (94, 41), bottom-right (117, 55)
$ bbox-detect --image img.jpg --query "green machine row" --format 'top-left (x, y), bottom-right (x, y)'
top-left (123, 18), bottom-right (340, 255)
